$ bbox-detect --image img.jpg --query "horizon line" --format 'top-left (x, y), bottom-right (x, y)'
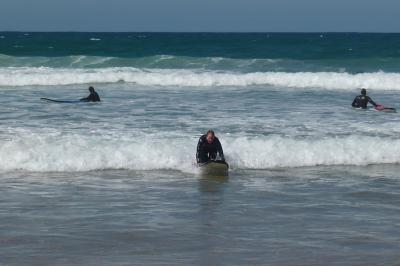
top-left (1, 30), bottom-right (400, 34)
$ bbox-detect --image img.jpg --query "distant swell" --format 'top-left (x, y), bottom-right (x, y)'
top-left (1, 134), bottom-right (400, 172)
top-left (1, 67), bottom-right (400, 90)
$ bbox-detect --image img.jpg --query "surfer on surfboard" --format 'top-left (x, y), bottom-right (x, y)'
top-left (352, 88), bottom-right (377, 109)
top-left (196, 130), bottom-right (225, 164)
top-left (80, 86), bottom-right (101, 102)
top-left (352, 88), bottom-right (396, 112)
top-left (41, 86), bottom-right (101, 103)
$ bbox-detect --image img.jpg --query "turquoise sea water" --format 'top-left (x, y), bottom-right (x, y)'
top-left (1, 33), bottom-right (400, 265)
top-left (2, 32), bottom-right (400, 73)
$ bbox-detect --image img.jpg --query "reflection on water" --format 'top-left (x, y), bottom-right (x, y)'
top-left (198, 175), bottom-right (229, 193)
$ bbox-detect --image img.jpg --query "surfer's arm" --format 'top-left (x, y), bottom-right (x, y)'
top-left (94, 92), bottom-right (101, 102)
top-left (367, 97), bottom-right (377, 107)
top-left (216, 139), bottom-right (225, 161)
top-left (80, 93), bottom-right (95, 102)
top-left (196, 138), bottom-right (203, 163)
top-left (351, 97), bottom-right (358, 107)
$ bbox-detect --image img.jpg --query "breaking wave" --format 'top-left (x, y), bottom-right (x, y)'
top-left (1, 67), bottom-right (400, 90)
top-left (1, 133), bottom-right (400, 172)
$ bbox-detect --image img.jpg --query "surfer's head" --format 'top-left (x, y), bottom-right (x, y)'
top-left (361, 88), bottom-right (367, 95)
top-left (206, 129), bottom-right (215, 144)
top-left (89, 86), bottom-right (95, 93)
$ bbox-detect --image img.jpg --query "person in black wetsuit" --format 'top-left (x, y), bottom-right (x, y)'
top-left (196, 130), bottom-right (225, 164)
top-left (80, 86), bottom-right (101, 102)
top-left (351, 88), bottom-right (376, 109)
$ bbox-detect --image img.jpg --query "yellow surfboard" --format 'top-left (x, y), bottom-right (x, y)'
top-left (198, 160), bottom-right (229, 177)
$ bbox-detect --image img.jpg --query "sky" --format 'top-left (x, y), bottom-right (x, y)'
top-left (0, 0), bottom-right (399, 32)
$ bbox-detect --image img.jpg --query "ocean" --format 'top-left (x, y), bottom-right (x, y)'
top-left (1, 32), bottom-right (400, 265)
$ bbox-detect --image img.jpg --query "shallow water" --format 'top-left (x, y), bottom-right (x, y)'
top-left (1, 166), bottom-right (400, 265)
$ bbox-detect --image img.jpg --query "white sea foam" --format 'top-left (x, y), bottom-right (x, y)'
top-left (1, 133), bottom-right (400, 172)
top-left (1, 67), bottom-right (400, 90)
top-left (225, 136), bottom-right (400, 169)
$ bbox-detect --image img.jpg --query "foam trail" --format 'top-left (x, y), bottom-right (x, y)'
top-left (1, 67), bottom-right (400, 90)
top-left (1, 133), bottom-right (400, 172)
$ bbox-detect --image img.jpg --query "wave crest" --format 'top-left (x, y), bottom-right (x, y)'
top-left (1, 134), bottom-right (399, 172)
top-left (1, 67), bottom-right (400, 90)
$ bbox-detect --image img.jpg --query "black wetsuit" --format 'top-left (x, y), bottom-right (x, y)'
top-left (196, 135), bottom-right (225, 163)
top-left (351, 95), bottom-right (376, 109)
top-left (80, 91), bottom-right (101, 102)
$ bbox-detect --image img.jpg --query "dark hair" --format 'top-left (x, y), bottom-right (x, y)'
top-left (206, 129), bottom-right (215, 136)
top-left (89, 86), bottom-right (95, 92)
top-left (361, 88), bottom-right (366, 95)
